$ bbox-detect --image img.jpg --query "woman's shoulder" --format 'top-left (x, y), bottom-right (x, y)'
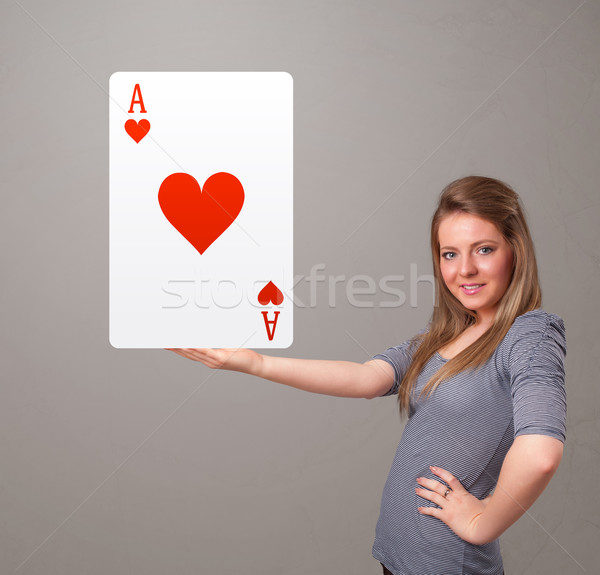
top-left (501, 309), bottom-right (566, 364)
top-left (507, 309), bottom-right (564, 337)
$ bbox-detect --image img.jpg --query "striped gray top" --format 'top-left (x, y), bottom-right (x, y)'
top-left (371, 310), bottom-right (566, 575)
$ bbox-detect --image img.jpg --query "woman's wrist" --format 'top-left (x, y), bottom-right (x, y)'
top-left (470, 501), bottom-right (501, 545)
top-left (250, 351), bottom-right (265, 377)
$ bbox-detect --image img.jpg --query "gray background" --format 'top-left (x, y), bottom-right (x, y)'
top-left (1, 0), bottom-right (598, 574)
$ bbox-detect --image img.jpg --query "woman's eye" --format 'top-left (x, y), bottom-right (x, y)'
top-left (441, 252), bottom-right (455, 260)
top-left (479, 246), bottom-right (493, 255)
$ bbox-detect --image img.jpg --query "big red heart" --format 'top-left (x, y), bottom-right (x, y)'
top-left (158, 172), bottom-right (245, 255)
top-left (258, 281), bottom-right (284, 305)
top-left (125, 119), bottom-right (150, 143)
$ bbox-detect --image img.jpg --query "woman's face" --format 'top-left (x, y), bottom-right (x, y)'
top-left (438, 212), bottom-right (514, 325)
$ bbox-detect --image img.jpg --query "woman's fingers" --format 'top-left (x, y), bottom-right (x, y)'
top-left (416, 476), bottom-right (445, 492)
top-left (415, 476), bottom-right (451, 499)
top-left (165, 348), bottom-right (221, 366)
top-left (190, 348), bottom-right (228, 366)
top-left (416, 467), bottom-right (487, 544)
top-left (165, 348), bottom-right (190, 359)
top-left (166, 347), bottom-right (259, 373)
top-left (429, 465), bottom-right (464, 492)
top-left (417, 504), bottom-right (442, 519)
top-left (415, 486), bottom-right (447, 508)
top-left (415, 466), bottom-right (464, 508)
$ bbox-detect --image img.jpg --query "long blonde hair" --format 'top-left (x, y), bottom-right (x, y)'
top-left (397, 176), bottom-right (542, 414)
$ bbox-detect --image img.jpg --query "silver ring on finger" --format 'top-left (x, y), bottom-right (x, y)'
top-left (443, 488), bottom-right (452, 498)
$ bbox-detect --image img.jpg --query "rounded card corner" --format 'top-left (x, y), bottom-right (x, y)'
top-left (109, 333), bottom-right (123, 349)
top-left (109, 71), bottom-right (123, 85)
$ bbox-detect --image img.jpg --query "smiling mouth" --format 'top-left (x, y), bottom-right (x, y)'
top-left (460, 284), bottom-right (485, 294)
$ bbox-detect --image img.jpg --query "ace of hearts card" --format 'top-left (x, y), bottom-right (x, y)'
top-left (109, 72), bottom-right (293, 348)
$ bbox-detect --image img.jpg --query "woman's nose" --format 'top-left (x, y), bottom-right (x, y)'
top-left (460, 255), bottom-right (477, 277)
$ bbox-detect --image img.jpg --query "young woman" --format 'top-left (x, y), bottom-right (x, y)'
top-left (168, 176), bottom-right (566, 575)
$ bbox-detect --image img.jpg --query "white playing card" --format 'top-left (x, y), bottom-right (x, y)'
top-left (109, 72), bottom-right (293, 348)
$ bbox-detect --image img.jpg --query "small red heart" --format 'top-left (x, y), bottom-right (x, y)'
top-left (258, 281), bottom-right (284, 306)
top-left (158, 172), bottom-right (244, 255)
top-left (125, 119), bottom-right (150, 143)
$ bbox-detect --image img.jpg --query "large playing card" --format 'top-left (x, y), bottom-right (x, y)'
top-left (109, 72), bottom-right (293, 348)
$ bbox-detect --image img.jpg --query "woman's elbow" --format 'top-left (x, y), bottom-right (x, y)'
top-left (515, 434), bottom-right (564, 474)
top-left (540, 450), bottom-right (563, 475)
top-left (362, 388), bottom-right (383, 400)
top-left (536, 439), bottom-right (564, 475)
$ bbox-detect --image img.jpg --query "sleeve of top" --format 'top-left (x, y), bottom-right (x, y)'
top-left (507, 312), bottom-right (567, 442)
top-left (372, 338), bottom-right (415, 397)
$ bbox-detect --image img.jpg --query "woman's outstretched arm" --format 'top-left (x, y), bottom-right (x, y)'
top-left (166, 348), bottom-right (395, 399)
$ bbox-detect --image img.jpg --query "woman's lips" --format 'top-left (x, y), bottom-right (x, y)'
top-left (460, 283), bottom-right (485, 295)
